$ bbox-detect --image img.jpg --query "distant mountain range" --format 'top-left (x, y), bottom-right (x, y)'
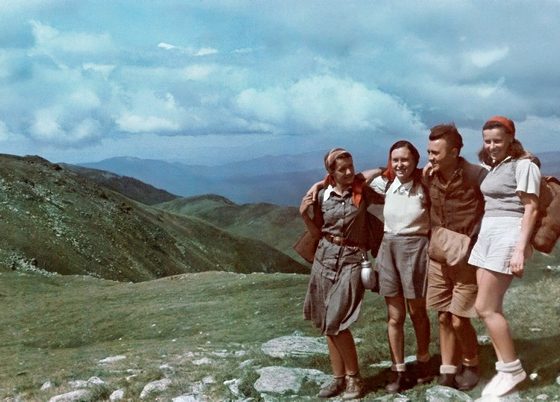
top-left (80, 150), bottom-right (560, 206)
top-left (0, 154), bottom-right (307, 281)
top-left (79, 149), bottom-right (388, 206)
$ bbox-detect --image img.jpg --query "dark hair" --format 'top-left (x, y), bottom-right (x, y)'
top-left (383, 140), bottom-right (421, 183)
top-left (477, 121), bottom-right (528, 165)
top-left (429, 123), bottom-right (464, 155)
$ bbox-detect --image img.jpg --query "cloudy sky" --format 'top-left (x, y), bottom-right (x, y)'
top-left (1, 0), bottom-right (559, 165)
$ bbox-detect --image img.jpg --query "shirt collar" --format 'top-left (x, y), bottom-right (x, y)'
top-left (323, 184), bottom-right (351, 202)
top-left (389, 177), bottom-right (414, 195)
top-left (481, 155), bottom-right (512, 170)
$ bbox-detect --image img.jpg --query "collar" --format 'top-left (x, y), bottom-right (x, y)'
top-left (481, 155), bottom-right (512, 170)
top-left (389, 177), bottom-right (414, 195)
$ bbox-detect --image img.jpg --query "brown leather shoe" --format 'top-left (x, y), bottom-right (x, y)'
top-left (317, 376), bottom-right (345, 398)
top-left (385, 371), bottom-right (407, 393)
top-left (455, 365), bottom-right (479, 391)
top-left (341, 374), bottom-right (364, 400)
top-left (437, 373), bottom-right (457, 388)
top-left (416, 360), bottom-right (436, 384)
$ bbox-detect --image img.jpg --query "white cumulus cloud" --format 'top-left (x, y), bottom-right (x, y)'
top-left (116, 113), bottom-right (180, 133)
top-left (236, 75), bottom-right (425, 135)
top-left (466, 46), bottom-right (510, 68)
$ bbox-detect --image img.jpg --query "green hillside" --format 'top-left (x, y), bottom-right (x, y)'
top-left (1, 263), bottom-right (559, 400)
top-left (157, 195), bottom-right (307, 263)
top-left (0, 154), bottom-right (306, 281)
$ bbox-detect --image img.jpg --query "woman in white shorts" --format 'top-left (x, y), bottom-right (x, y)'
top-left (468, 116), bottom-right (541, 398)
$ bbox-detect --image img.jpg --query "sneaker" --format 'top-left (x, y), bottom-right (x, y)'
top-left (455, 365), bottom-right (479, 391)
top-left (416, 360), bottom-right (435, 384)
top-left (437, 373), bottom-right (456, 388)
top-left (341, 374), bottom-right (364, 400)
top-left (317, 376), bottom-right (345, 398)
top-left (481, 372), bottom-right (505, 397)
top-left (385, 371), bottom-right (407, 393)
top-left (483, 370), bottom-right (527, 397)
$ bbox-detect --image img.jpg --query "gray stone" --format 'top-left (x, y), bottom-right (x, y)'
top-left (254, 366), bottom-right (330, 395)
top-left (261, 336), bottom-right (327, 358)
top-left (224, 378), bottom-right (241, 397)
top-left (109, 389), bottom-right (125, 401)
top-left (556, 374), bottom-right (560, 385)
top-left (172, 395), bottom-right (201, 402)
top-left (98, 355), bottom-right (126, 364)
top-left (40, 381), bottom-right (54, 390)
top-left (48, 390), bottom-right (92, 402)
top-left (426, 385), bottom-right (473, 401)
top-left (139, 378), bottom-right (172, 399)
top-left (477, 335), bottom-right (492, 345)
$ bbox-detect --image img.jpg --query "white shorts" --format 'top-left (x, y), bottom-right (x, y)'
top-left (468, 216), bottom-right (522, 275)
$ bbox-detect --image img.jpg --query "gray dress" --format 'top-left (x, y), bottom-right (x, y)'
top-left (303, 186), bottom-right (379, 335)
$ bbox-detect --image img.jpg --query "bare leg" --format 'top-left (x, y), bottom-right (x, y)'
top-left (407, 298), bottom-right (431, 359)
top-left (329, 329), bottom-right (360, 375)
top-left (475, 268), bottom-right (516, 362)
top-left (451, 314), bottom-right (478, 362)
top-left (438, 311), bottom-right (460, 366)
top-left (386, 296), bottom-right (407, 365)
top-left (326, 335), bottom-right (346, 377)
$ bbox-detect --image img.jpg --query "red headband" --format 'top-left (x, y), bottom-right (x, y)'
top-left (324, 148), bottom-right (351, 172)
top-left (486, 115), bottom-right (515, 137)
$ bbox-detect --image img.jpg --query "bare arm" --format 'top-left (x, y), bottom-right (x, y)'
top-left (299, 193), bottom-right (322, 239)
top-left (509, 192), bottom-right (539, 277)
top-left (360, 167), bottom-right (384, 184)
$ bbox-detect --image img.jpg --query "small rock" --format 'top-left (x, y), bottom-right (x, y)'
top-left (41, 381), bottom-right (54, 390)
top-left (48, 390), bottom-right (92, 402)
top-left (254, 366), bottom-right (330, 395)
top-left (536, 394), bottom-right (549, 400)
top-left (556, 374), bottom-right (560, 385)
top-left (192, 357), bottom-right (212, 365)
top-left (261, 336), bottom-right (328, 358)
top-left (224, 378), bottom-right (241, 397)
top-left (109, 389), bottom-right (125, 401)
top-left (477, 335), bottom-right (492, 345)
top-left (530, 327), bottom-right (543, 332)
top-left (202, 376), bottom-right (215, 384)
top-left (425, 385), bottom-right (472, 401)
top-left (68, 380), bottom-right (88, 389)
top-left (239, 359), bottom-right (254, 369)
top-left (140, 378), bottom-right (172, 399)
top-left (87, 376), bottom-right (105, 386)
top-left (530, 372), bottom-right (539, 381)
top-left (98, 355), bottom-right (126, 364)
top-left (172, 395), bottom-right (200, 402)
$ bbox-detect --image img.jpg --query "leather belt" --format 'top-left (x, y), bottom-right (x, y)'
top-left (324, 234), bottom-right (358, 247)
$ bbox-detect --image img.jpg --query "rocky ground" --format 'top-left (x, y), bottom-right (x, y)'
top-left (11, 333), bottom-right (560, 402)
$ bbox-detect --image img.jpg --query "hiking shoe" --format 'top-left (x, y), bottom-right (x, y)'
top-left (385, 371), bottom-right (407, 393)
top-left (317, 376), bottom-right (345, 398)
top-left (416, 360), bottom-right (435, 384)
top-left (437, 373), bottom-right (456, 388)
top-left (341, 374), bottom-right (364, 400)
top-left (455, 365), bottom-right (479, 391)
top-left (482, 370), bottom-right (527, 397)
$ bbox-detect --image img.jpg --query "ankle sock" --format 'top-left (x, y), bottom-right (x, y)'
top-left (440, 364), bottom-right (458, 374)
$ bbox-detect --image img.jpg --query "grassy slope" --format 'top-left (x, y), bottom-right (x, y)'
top-left (0, 155), bottom-right (307, 281)
top-left (1, 261), bottom-right (559, 401)
top-left (156, 195), bottom-right (307, 263)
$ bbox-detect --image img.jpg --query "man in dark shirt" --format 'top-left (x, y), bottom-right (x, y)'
top-left (424, 124), bottom-right (487, 390)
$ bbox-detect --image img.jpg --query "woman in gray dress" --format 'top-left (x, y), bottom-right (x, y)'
top-left (299, 148), bottom-right (383, 400)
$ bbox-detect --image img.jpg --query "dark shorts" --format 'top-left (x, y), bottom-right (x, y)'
top-left (426, 258), bottom-right (478, 318)
top-left (376, 234), bottom-right (429, 299)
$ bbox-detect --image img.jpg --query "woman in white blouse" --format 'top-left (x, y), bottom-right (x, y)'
top-left (368, 140), bottom-right (432, 392)
top-left (468, 116), bottom-right (541, 397)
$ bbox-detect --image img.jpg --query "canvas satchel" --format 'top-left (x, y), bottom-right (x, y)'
top-left (428, 226), bottom-right (471, 266)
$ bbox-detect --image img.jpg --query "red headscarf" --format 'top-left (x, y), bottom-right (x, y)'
top-left (486, 115), bottom-right (515, 137)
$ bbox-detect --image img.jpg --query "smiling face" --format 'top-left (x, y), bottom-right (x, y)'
top-left (331, 156), bottom-right (355, 189)
top-left (391, 146), bottom-right (417, 183)
top-left (427, 138), bottom-right (458, 175)
top-left (483, 126), bottom-right (512, 163)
